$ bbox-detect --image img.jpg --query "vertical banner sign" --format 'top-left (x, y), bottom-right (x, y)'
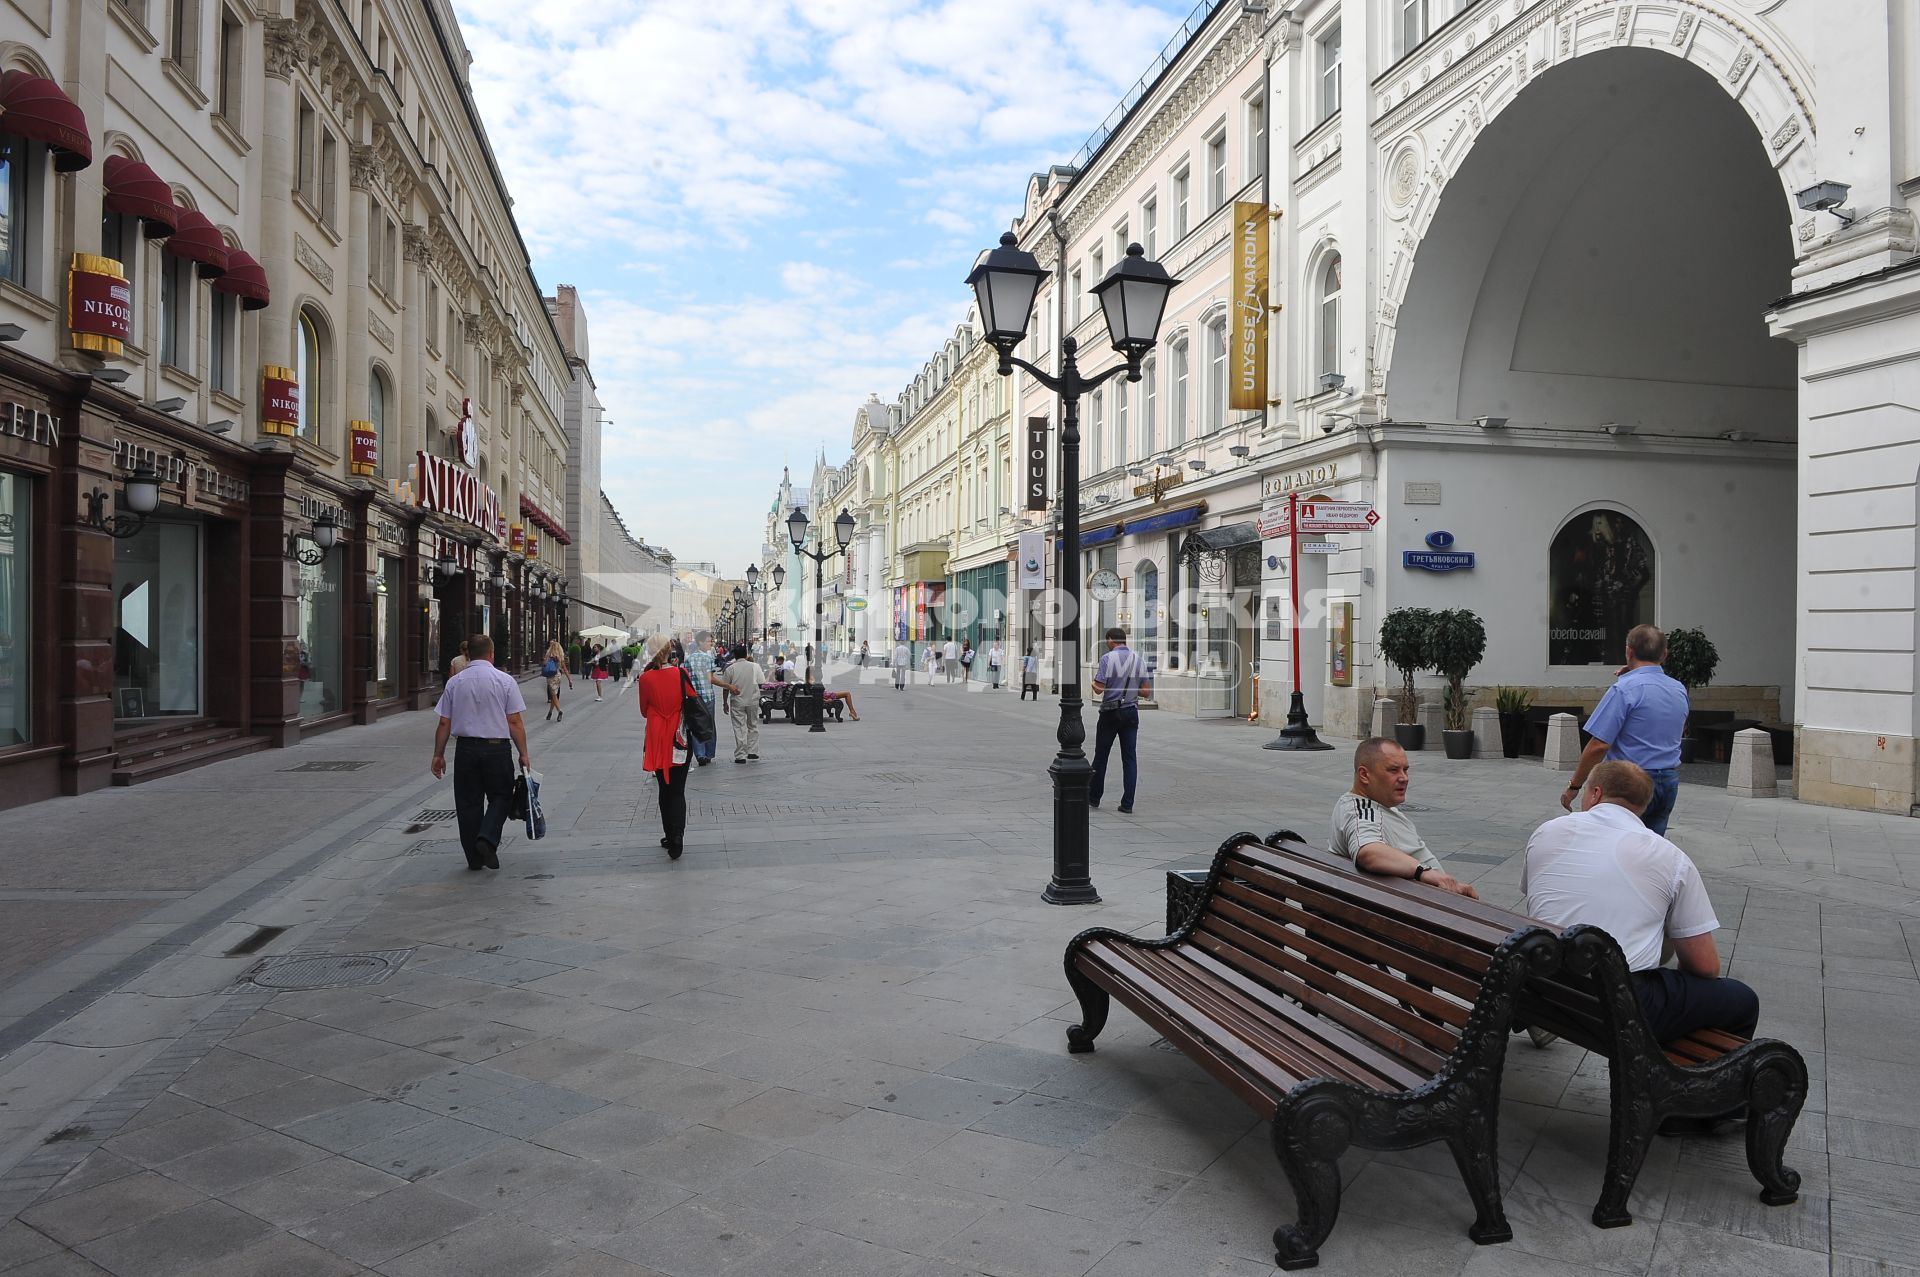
top-left (1230, 201), bottom-right (1268, 411)
top-left (1016, 529), bottom-right (1046, 591)
top-left (1331, 601), bottom-right (1354, 687)
top-left (68, 253), bottom-right (132, 356)
top-left (348, 420), bottom-right (378, 476)
top-left (1024, 416), bottom-right (1049, 511)
top-left (262, 365), bottom-right (300, 436)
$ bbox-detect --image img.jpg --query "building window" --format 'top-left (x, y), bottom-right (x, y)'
top-left (102, 208), bottom-right (139, 334)
top-left (1089, 388), bottom-right (1103, 472)
top-left (1172, 165), bottom-right (1190, 239)
top-left (1402, 0), bottom-right (1428, 57)
top-left (425, 278), bottom-right (439, 350)
top-left (1089, 244), bottom-right (1103, 285)
top-left (1168, 534), bottom-right (1186, 670)
top-left (166, 0), bottom-right (200, 80)
top-left (1113, 219), bottom-right (1128, 263)
top-left (369, 366), bottom-right (390, 477)
top-left (1141, 357), bottom-right (1157, 457)
top-left (1169, 338), bottom-right (1189, 446)
top-left (296, 98), bottom-right (316, 198)
top-left (1319, 253), bottom-right (1342, 379)
top-left (1548, 509), bottom-right (1655, 666)
top-left (1138, 562), bottom-right (1159, 672)
top-left (1068, 267), bottom-right (1082, 326)
top-left (1206, 129), bottom-right (1227, 211)
top-left (1140, 196), bottom-right (1157, 258)
top-left (296, 308), bottom-right (323, 443)
top-left (1114, 379), bottom-right (1129, 467)
top-left (0, 133), bottom-right (33, 287)
top-left (1205, 317), bottom-right (1227, 433)
top-left (1320, 25), bottom-right (1342, 121)
top-left (1246, 96), bottom-right (1265, 179)
top-left (319, 129), bottom-right (338, 226)
top-left (216, 8), bottom-right (243, 120)
top-left (113, 520), bottom-right (203, 719)
top-left (0, 471), bottom-right (29, 745)
top-left (209, 290), bottom-right (235, 393)
top-left (159, 252), bottom-right (194, 369)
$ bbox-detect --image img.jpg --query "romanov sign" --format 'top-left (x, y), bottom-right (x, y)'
top-left (415, 449), bottom-right (501, 536)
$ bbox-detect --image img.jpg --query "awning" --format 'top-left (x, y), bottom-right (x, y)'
top-left (1122, 503), bottom-right (1205, 536)
top-left (212, 247), bottom-right (270, 309)
top-left (1056, 524), bottom-right (1122, 556)
top-left (163, 205), bottom-right (229, 276)
top-left (102, 156), bottom-right (177, 235)
top-left (1184, 522), bottom-right (1261, 554)
top-left (0, 70), bottom-right (91, 171)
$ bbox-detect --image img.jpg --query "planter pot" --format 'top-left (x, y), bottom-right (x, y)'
top-left (1497, 711), bottom-right (1527, 760)
top-left (1680, 736), bottom-right (1700, 765)
top-left (1394, 723), bottom-right (1426, 752)
top-left (1442, 729), bottom-right (1474, 760)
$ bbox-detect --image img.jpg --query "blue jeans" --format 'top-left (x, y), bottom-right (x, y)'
top-left (1089, 704), bottom-right (1139, 809)
top-left (1642, 767), bottom-right (1680, 835)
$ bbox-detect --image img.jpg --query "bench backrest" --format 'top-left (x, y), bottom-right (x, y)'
top-left (1183, 833), bottom-right (1555, 1088)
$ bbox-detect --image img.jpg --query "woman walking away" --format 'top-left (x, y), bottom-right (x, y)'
top-left (960, 639), bottom-right (975, 683)
top-left (590, 653), bottom-right (610, 701)
top-left (859, 640), bottom-right (870, 668)
top-left (448, 640), bottom-right (471, 678)
top-left (637, 635), bottom-right (693, 859)
top-left (543, 640), bottom-right (572, 720)
top-left (1021, 644), bottom-right (1040, 700)
top-left (987, 641), bottom-right (1004, 690)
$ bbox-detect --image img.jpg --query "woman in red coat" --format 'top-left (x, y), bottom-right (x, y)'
top-left (636, 635), bottom-right (693, 858)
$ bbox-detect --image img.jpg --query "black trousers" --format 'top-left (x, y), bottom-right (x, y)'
top-left (654, 762), bottom-right (690, 850)
top-left (453, 739), bottom-right (514, 867)
top-left (1634, 968), bottom-right (1760, 1043)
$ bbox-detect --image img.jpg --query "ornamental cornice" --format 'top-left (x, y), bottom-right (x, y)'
top-left (1059, 10), bottom-right (1262, 244)
top-left (262, 18), bottom-right (306, 81)
top-left (402, 222), bottom-right (433, 265)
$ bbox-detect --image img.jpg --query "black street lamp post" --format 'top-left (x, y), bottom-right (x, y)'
top-left (786, 506), bottom-right (856, 734)
top-left (744, 562), bottom-right (785, 651)
top-left (967, 234), bottom-right (1179, 905)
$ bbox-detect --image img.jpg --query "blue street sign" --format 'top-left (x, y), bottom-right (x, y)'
top-left (1403, 550), bottom-right (1476, 572)
top-left (1424, 530), bottom-right (1455, 549)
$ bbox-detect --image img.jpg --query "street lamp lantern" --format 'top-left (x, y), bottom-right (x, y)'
top-left (312, 510), bottom-right (339, 550)
top-left (833, 507), bottom-right (855, 551)
top-left (732, 586), bottom-right (744, 606)
top-left (1091, 243), bottom-right (1177, 367)
top-left (745, 562), bottom-right (759, 587)
top-left (965, 231), bottom-right (1047, 353)
top-left (786, 506), bottom-right (809, 551)
top-left (772, 563), bottom-right (786, 589)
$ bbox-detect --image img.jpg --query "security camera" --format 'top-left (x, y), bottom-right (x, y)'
top-left (1795, 180), bottom-right (1855, 226)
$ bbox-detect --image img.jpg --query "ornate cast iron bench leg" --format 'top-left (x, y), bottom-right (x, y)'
top-left (1271, 1089), bottom-right (1352, 1271)
top-left (1063, 951), bottom-right (1110, 1054)
top-left (1745, 1050), bottom-right (1807, 1206)
top-left (1447, 1120), bottom-right (1514, 1245)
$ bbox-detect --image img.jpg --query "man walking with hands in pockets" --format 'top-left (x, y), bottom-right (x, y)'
top-left (429, 634), bottom-right (529, 871)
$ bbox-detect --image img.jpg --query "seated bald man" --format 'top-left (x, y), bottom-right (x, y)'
top-left (1525, 759), bottom-right (1757, 1045)
top-left (1329, 737), bottom-right (1478, 898)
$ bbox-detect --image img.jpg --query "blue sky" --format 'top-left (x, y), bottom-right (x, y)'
top-left (452, 0), bottom-right (1202, 576)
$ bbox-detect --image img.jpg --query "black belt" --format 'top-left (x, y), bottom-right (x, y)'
top-left (455, 736), bottom-right (509, 745)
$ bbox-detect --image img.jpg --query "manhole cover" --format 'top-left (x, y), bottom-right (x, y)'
top-left (234, 949), bottom-right (414, 992)
top-left (411, 809), bottom-right (458, 823)
top-left (282, 760), bottom-right (376, 773)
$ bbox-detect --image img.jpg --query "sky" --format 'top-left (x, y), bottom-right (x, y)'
top-left (451, 0), bottom-right (1204, 578)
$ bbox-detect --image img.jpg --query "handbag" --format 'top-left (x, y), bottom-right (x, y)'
top-left (520, 769), bottom-right (546, 840)
top-left (680, 669), bottom-right (716, 746)
top-left (509, 773), bottom-right (529, 821)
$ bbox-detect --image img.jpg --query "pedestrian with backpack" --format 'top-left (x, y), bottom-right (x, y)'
top-left (542, 640), bottom-right (571, 720)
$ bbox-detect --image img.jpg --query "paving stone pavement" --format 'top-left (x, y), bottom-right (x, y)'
top-left (0, 664), bottom-right (1916, 1275)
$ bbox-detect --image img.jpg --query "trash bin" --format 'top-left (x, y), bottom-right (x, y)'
top-left (790, 684), bottom-right (823, 727)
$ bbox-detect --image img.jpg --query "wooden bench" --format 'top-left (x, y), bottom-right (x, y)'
top-left (759, 682), bottom-right (843, 723)
top-left (1514, 925), bottom-right (1807, 1227)
top-left (1066, 833), bottom-right (1560, 1270)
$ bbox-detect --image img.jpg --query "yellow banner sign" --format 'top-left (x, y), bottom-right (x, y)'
top-left (1230, 201), bottom-right (1267, 411)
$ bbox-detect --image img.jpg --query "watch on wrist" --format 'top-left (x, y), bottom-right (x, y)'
top-left (1412, 866), bottom-right (1428, 881)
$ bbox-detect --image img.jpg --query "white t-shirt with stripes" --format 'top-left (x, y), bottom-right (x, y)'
top-left (1329, 792), bottom-right (1441, 873)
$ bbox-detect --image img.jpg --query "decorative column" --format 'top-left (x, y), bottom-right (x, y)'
top-left (344, 145), bottom-right (375, 451)
top-left (57, 395), bottom-right (124, 794)
top-left (247, 449), bottom-right (302, 747)
top-left (257, 19), bottom-right (305, 377)
top-left (346, 484), bottom-right (377, 724)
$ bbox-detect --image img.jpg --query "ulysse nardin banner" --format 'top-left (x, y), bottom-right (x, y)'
top-left (1017, 529), bottom-right (1046, 591)
top-left (1230, 200), bottom-right (1267, 411)
top-left (1025, 416), bottom-right (1048, 511)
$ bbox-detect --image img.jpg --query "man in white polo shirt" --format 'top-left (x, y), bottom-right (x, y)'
top-left (1524, 760), bottom-right (1758, 1045)
top-left (430, 634), bottom-right (530, 872)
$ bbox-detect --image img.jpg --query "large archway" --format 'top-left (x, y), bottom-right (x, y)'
top-left (1380, 45), bottom-right (1799, 715)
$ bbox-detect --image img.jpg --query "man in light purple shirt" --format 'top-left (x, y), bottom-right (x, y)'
top-left (1089, 626), bottom-right (1151, 814)
top-left (430, 635), bottom-right (530, 871)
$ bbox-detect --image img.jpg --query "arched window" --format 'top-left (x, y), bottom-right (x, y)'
top-left (1547, 508), bottom-right (1655, 666)
top-left (296, 308), bottom-right (324, 443)
top-left (1205, 317), bottom-right (1227, 433)
top-left (1318, 253), bottom-right (1342, 379)
top-left (368, 366), bottom-right (391, 477)
top-left (1141, 357), bottom-right (1157, 457)
top-left (1169, 337), bottom-right (1189, 446)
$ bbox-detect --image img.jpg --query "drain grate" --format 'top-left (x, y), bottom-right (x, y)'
top-left (233, 948), bottom-right (414, 992)
top-left (870, 773), bottom-right (924, 786)
top-left (282, 760), bottom-right (376, 773)
top-left (405, 840), bottom-right (461, 856)
top-left (411, 809), bottom-right (458, 823)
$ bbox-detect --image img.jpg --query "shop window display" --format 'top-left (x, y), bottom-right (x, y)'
top-left (114, 521), bottom-right (202, 719)
top-left (0, 474), bottom-right (28, 745)
top-left (376, 554), bottom-right (402, 699)
top-left (296, 540), bottom-right (343, 717)
top-left (1548, 508), bottom-right (1656, 665)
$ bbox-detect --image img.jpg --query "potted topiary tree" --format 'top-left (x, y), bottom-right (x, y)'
top-left (1378, 607), bottom-right (1434, 751)
top-left (1494, 686), bottom-right (1533, 759)
top-left (1428, 608), bottom-right (1488, 759)
top-left (1663, 626), bottom-right (1721, 763)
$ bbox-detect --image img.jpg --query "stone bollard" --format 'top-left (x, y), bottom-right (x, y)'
top-left (1727, 727), bottom-right (1779, 798)
top-left (1471, 705), bottom-right (1500, 759)
top-left (1419, 699), bottom-right (1444, 743)
top-left (1371, 698), bottom-right (1395, 740)
top-left (1543, 713), bottom-right (1582, 771)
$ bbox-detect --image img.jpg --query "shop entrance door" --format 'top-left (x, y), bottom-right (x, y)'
top-left (1192, 593), bottom-right (1236, 718)
top-left (113, 520), bottom-right (203, 722)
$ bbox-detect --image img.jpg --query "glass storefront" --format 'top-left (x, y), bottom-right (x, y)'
top-left (0, 472), bottom-right (27, 745)
top-left (114, 520), bottom-right (202, 720)
top-left (295, 540), bottom-right (344, 717)
top-left (376, 554), bottom-right (402, 699)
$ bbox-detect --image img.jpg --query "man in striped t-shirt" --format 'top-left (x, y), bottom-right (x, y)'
top-left (1328, 738), bottom-right (1477, 899)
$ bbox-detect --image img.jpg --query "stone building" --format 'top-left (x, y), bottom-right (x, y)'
top-left (0, 0), bottom-right (572, 806)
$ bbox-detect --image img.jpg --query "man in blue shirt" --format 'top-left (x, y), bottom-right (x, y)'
top-left (1561, 624), bottom-right (1690, 834)
top-left (1089, 627), bottom-right (1152, 814)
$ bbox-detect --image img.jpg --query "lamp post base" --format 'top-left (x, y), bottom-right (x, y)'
top-left (1263, 691), bottom-right (1336, 751)
top-left (1044, 751), bottom-right (1101, 905)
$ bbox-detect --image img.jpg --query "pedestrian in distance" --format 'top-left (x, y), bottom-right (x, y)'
top-left (859, 640), bottom-right (870, 668)
top-left (448, 639), bottom-right (471, 678)
top-left (542, 639), bottom-right (571, 720)
top-left (987, 641), bottom-right (1003, 689)
top-left (1021, 644), bottom-right (1040, 700)
top-left (892, 639), bottom-right (910, 690)
top-left (944, 636), bottom-right (959, 682)
top-left (429, 634), bottom-right (529, 871)
top-left (924, 644), bottom-right (937, 682)
top-left (1559, 624), bottom-right (1690, 835)
top-left (637, 634), bottom-right (694, 859)
top-left (590, 653), bottom-right (610, 701)
top-left (712, 642), bottom-right (764, 763)
top-left (1089, 627), bottom-right (1150, 814)
top-left (684, 631), bottom-right (719, 766)
top-left (960, 638), bottom-right (975, 683)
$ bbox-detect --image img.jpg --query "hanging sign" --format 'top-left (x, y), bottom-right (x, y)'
top-left (1300, 541), bottom-right (1339, 555)
top-left (348, 420), bottom-right (378, 477)
top-left (1229, 201), bottom-right (1267, 410)
top-left (1025, 417), bottom-right (1048, 511)
top-left (509, 522), bottom-right (525, 552)
top-left (1016, 528), bottom-right (1046, 591)
top-left (1258, 497), bottom-right (1290, 538)
top-left (68, 254), bottom-right (132, 355)
top-left (1298, 501), bottom-right (1379, 532)
top-left (262, 365), bottom-right (300, 436)
top-left (415, 449), bottom-right (501, 535)
top-left (1331, 602), bottom-right (1354, 686)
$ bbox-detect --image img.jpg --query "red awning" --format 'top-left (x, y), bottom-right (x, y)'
top-left (163, 205), bottom-right (229, 276)
top-left (518, 495), bottom-right (572, 545)
top-left (211, 247), bottom-right (269, 309)
top-left (102, 155), bottom-right (177, 236)
top-left (0, 70), bottom-right (91, 171)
